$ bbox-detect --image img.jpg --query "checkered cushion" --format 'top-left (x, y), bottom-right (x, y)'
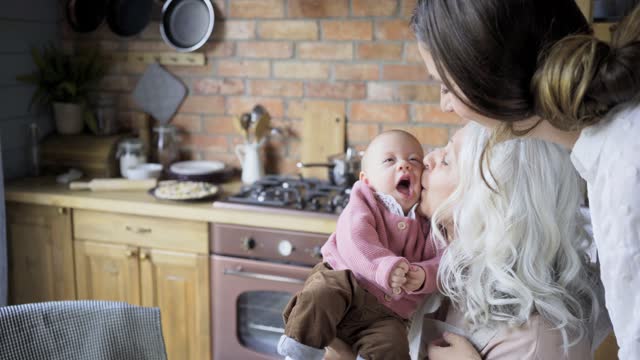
top-left (0, 300), bottom-right (167, 360)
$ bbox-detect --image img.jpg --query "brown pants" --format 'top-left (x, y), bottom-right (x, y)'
top-left (282, 263), bottom-right (410, 360)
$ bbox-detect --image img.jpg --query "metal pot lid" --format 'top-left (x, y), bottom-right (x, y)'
top-left (161, 0), bottom-right (215, 52)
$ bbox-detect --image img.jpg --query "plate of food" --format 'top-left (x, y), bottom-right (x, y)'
top-left (151, 180), bottom-right (219, 201)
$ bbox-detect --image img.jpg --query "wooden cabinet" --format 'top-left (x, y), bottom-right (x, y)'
top-left (6, 203), bottom-right (75, 304)
top-left (72, 209), bottom-right (210, 360)
top-left (576, 0), bottom-right (620, 42)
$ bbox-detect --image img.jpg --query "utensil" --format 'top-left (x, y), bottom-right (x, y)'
top-left (66, 0), bottom-right (108, 33)
top-left (69, 178), bottom-right (157, 191)
top-left (132, 63), bottom-right (187, 124)
top-left (296, 147), bottom-right (361, 187)
top-left (160, 0), bottom-right (215, 52)
top-left (107, 0), bottom-right (153, 37)
top-left (234, 113), bottom-right (251, 142)
top-left (253, 111), bottom-right (271, 144)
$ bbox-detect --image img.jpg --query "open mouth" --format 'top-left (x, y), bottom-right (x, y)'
top-left (396, 175), bottom-right (412, 197)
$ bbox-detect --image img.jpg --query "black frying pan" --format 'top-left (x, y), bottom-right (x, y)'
top-left (107, 0), bottom-right (154, 37)
top-left (160, 0), bottom-right (215, 52)
top-left (66, 0), bottom-right (108, 33)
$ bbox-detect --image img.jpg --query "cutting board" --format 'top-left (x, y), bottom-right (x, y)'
top-left (300, 105), bottom-right (346, 180)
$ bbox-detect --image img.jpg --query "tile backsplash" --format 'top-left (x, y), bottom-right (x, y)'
top-left (64, 0), bottom-right (462, 175)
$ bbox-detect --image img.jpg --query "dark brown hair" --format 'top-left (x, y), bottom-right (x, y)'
top-left (411, 0), bottom-right (590, 123)
top-left (533, 4), bottom-right (640, 131)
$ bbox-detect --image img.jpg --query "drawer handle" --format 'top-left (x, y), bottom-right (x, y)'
top-left (223, 268), bottom-right (305, 285)
top-left (125, 225), bottom-right (152, 234)
top-left (125, 249), bottom-right (138, 257)
top-left (139, 251), bottom-right (150, 261)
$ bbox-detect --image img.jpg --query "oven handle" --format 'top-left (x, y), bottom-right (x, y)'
top-left (223, 268), bottom-right (306, 284)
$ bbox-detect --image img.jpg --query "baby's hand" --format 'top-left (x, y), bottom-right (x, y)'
top-left (389, 262), bottom-right (409, 293)
top-left (402, 265), bottom-right (425, 293)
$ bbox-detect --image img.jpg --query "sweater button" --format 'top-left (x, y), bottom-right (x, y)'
top-left (397, 221), bottom-right (407, 230)
top-left (384, 294), bottom-right (392, 302)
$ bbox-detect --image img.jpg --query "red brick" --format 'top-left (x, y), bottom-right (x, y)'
top-left (414, 104), bottom-right (464, 125)
top-left (250, 80), bottom-right (304, 97)
top-left (193, 78), bottom-right (245, 95)
top-left (304, 100), bottom-right (347, 117)
top-left (172, 114), bottom-right (202, 132)
top-left (297, 42), bottom-right (353, 60)
top-left (236, 41), bottom-right (293, 58)
top-left (347, 122), bottom-right (381, 143)
top-left (212, 21), bottom-right (256, 40)
top-left (226, 97), bottom-right (285, 118)
top-left (229, 0), bottom-right (285, 18)
top-left (353, 0), bottom-right (398, 16)
top-left (203, 42), bottom-right (235, 58)
top-left (350, 103), bottom-right (408, 122)
top-left (202, 152), bottom-right (239, 167)
top-left (375, 19), bottom-right (414, 40)
top-left (125, 41), bottom-right (174, 52)
top-left (356, 43), bottom-right (403, 61)
top-left (203, 115), bottom-right (238, 134)
top-left (402, 0), bottom-right (418, 17)
top-left (367, 83), bottom-right (395, 100)
top-left (382, 64), bottom-right (431, 81)
top-left (322, 20), bottom-right (372, 40)
top-left (177, 95), bottom-right (225, 114)
top-left (217, 60), bottom-right (270, 78)
top-left (395, 84), bottom-right (440, 102)
top-left (405, 42), bottom-right (422, 63)
top-left (305, 82), bottom-right (366, 99)
top-left (288, 0), bottom-right (349, 18)
top-left (182, 134), bottom-right (229, 152)
top-left (335, 64), bottom-right (379, 81)
top-left (258, 21), bottom-right (318, 40)
top-left (382, 125), bottom-right (449, 146)
top-left (273, 62), bottom-right (330, 79)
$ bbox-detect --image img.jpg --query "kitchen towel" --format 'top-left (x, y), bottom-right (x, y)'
top-left (0, 300), bottom-right (167, 360)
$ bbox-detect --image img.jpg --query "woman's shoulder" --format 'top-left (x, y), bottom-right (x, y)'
top-left (481, 314), bottom-right (591, 360)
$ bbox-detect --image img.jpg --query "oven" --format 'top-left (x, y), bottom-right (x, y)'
top-left (210, 223), bottom-right (329, 360)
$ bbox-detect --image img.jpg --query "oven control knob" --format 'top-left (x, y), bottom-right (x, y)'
top-left (242, 237), bottom-right (256, 251)
top-left (278, 240), bottom-right (294, 256)
top-left (311, 246), bottom-right (323, 259)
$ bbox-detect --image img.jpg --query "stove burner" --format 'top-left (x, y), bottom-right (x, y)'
top-left (224, 175), bottom-right (351, 214)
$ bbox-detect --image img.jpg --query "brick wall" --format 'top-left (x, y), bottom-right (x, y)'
top-left (64, 0), bottom-right (462, 174)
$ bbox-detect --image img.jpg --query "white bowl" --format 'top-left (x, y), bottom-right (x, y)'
top-left (125, 163), bottom-right (163, 180)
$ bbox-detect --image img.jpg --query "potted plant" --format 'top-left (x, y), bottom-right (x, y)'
top-left (17, 44), bottom-right (107, 135)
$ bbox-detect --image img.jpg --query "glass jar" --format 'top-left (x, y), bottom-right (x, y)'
top-left (152, 124), bottom-right (179, 169)
top-left (117, 138), bottom-right (146, 178)
top-left (93, 93), bottom-right (119, 135)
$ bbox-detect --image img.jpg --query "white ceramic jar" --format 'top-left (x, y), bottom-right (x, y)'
top-left (117, 138), bottom-right (147, 178)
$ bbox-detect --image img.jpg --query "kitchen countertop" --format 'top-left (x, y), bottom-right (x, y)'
top-left (4, 177), bottom-right (337, 234)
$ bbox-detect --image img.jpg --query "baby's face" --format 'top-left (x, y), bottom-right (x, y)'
top-left (361, 132), bottom-right (424, 213)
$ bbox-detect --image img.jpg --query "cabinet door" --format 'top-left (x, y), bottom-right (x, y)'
top-left (74, 240), bottom-right (141, 304)
top-left (6, 203), bottom-right (75, 304)
top-left (140, 249), bottom-right (210, 360)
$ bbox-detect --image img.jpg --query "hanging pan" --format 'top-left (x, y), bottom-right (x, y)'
top-left (160, 0), bottom-right (215, 52)
top-left (107, 0), bottom-right (154, 37)
top-left (66, 0), bottom-right (108, 33)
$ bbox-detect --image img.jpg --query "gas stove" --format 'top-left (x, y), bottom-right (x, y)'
top-left (214, 175), bottom-right (351, 216)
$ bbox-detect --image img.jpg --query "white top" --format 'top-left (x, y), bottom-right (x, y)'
top-left (375, 192), bottom-right (419, 219)
top-left (571, 103), bottom-right (640, 360)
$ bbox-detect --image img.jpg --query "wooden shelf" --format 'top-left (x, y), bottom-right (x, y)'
top-left (106, 52), bottom-right (206, 66)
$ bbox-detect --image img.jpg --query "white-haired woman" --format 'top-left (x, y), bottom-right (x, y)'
top-left (325, 123), bottom-right (607, 359)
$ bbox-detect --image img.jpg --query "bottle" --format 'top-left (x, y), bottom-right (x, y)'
top-left (116, 138), bottom-right (147, 178)
top-left (152, 124), bottom-right (179, 170)
top-left (30, 123), bottom-right (40, 177)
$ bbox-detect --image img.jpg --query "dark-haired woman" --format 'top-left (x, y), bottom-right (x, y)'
top-left (412, 1), bottom-right (640, 359)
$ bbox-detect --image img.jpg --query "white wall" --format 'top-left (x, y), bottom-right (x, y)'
top-left (0, 0), bottom-right (60, 179)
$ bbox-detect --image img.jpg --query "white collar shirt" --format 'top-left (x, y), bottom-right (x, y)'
top-left (570, 103), bottom-right (640, 360)
top-left (375, 192), bottom-right (418, 219)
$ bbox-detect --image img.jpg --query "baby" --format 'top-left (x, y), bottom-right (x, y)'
top-left (277, 130), bottom-right (442, 360)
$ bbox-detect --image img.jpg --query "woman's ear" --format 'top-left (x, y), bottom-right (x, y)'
top-left (359, 171), bottom-right (369, 184)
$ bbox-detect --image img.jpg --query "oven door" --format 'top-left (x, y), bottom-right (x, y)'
top-left (211, 254), bottom-right (312, 360)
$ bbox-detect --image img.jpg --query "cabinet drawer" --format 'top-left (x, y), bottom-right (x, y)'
top-left (74, 209), bottom-right (208, 254)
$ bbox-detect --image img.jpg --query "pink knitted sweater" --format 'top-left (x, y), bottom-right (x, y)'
top-left (321, 181), bottom-right (441, 319)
